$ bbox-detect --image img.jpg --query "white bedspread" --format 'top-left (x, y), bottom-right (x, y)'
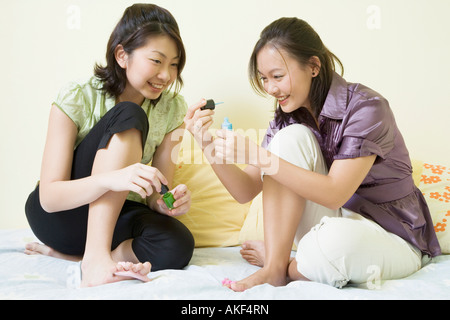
top-left (1, 229), bottom-right (449, 300)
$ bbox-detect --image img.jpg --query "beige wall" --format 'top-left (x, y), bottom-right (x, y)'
top-left (1, 0), bottom-right (449, 229)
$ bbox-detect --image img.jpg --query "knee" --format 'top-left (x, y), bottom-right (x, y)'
top-left (99, 102), bottom-right (149, 150)
top-left (111, 102), bottom-right (149, 136)
top-left (135, 218), bottom-right (195, 271)
top-left (267, 124), bottom-right (324, 172)
top-left (114, 101), bottom-right (145, 116)
top-left (270, 124), bottom-right (317, 148)
top-left (163, 223), bottom-right (195, 269)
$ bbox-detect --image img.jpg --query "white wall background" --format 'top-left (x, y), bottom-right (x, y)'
top-left (1, 0), bottom-right (449, 229)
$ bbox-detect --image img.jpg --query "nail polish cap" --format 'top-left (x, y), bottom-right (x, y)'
top-left (160, 184), bottom-right (169, 195)
top-left (201, 99), bottom-right (216, 110)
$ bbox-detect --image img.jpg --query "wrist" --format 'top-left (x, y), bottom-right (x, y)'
top-left (194, 132), bottom-right (214, 151)
top-left (146, 193), bottom-right (160, 212)
top-left (96, 171), bottom-right (113, 193)
top-left (255, 147), bottom-right (278, 175)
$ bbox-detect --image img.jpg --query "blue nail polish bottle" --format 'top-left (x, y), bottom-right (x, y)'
top-left (222, 117), bottom-right (233, 130)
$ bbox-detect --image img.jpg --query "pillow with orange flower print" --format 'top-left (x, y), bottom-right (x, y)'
top-left (414, 160), bottom-right (450, 254)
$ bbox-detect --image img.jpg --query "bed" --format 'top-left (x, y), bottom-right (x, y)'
top-left (0, 228), bottom-right (449, 300)
top-left (1, 135), bottom-right (449, 300)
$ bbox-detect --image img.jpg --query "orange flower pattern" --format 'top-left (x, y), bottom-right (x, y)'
top-left (420, 163), bottom-right (450, 234)
top-left (421, 175), bottom-right (442, 184)
top-left (434, 211), bottom-right (450, 233)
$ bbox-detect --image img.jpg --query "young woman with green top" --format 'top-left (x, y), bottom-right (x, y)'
top-left (24, 4), bottom-right (194, 287)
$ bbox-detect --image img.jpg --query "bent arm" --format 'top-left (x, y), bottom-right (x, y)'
top-left (39, 105), bottom-right (111, 212)
top-left (199, 138), bottom-right (262, 203)
top-left (259, 147), bottom-right (376, 210)
top-left (184, 99), bottom-right (262, 203)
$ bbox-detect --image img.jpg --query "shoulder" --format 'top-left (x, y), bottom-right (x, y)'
top-left (153, 91), bottom-right (188, 121)
top-left (346, 82), bottom-right (394, 129)
top-left (151, 91), bottom-right (188, 132)
top-left (156, 91), bottom-right (188, 112)
top-left (341, 82), bottom-right (397, 154)
top-left (322, 73), bottom-right (391, 123)
top-left (55, 76), bottom-right (104, 107)
top-left (53, 76), bottom-right (106, 129)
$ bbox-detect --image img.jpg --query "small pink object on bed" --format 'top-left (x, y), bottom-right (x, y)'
top-left (221, 278), bottom-right (235, 287)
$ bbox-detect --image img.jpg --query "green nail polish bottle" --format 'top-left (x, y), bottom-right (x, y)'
top-left (162, 192), bottom-right (175, 209)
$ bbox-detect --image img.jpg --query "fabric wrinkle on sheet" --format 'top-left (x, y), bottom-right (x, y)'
top-left (2, 229), bottom-right (450, 299)
top-left (66, 261), bottom-right (82, 289)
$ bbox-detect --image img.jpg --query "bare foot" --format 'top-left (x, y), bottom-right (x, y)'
top-left (24, 242), bottom-right (81, 262)
top-left (240, 240), bottom-right (265, 267)
top-left (80, 256), bottom-right (151, 287)
top-left (26, 242), bottom-right (151, 287)
top-left (229, 267), bottom-right (287, 292)
top-left (115, 261), bottom-right (152, 282)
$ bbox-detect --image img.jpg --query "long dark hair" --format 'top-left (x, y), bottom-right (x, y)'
top-left (94, 4), bottom-right (186, 99)
top-left (249, 17), bottom-right (343, 127)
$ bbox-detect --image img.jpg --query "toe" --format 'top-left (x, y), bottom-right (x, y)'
top-left (230, 281), bottom-right (247, 292)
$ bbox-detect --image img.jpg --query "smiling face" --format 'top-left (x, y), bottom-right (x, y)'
top-left (116, 35), bottom-right (180, 105)
top-left (257, 45), bottom-right (315, 113)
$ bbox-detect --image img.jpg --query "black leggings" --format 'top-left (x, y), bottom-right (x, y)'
top-left (25, 102), bottom-right (194, 271)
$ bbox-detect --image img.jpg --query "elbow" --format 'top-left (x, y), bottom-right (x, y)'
top-left (237, 198), bottom-right (252, 205)
top-left (40, 199), bottom-right (57, 214)
top-left (38, 190), bottom-right (58, 213)
top-left (321, 194), bottom-right (350, 212)
top-left (235, 187), bottom-right (262, 205)
top-left (234, 194), bottom-right (253, 205)
top-left (326, 202), bottom-right (343, 211)
top-left (232, 189), bottom-right (260, 205)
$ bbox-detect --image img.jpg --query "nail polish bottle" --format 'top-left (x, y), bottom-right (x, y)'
top-left (162, 192), bottom-right (175, 210)
top-left (160, 184), bottom-right (175, 210)
top-left (222, 117), bottom-right (233, 130)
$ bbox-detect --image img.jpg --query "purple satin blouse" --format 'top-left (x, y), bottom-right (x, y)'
top-left (262, 72), bottom-right (441, 257)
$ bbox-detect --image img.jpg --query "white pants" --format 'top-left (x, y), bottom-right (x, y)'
top-left (266, 124), bottom-right (422, 288)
